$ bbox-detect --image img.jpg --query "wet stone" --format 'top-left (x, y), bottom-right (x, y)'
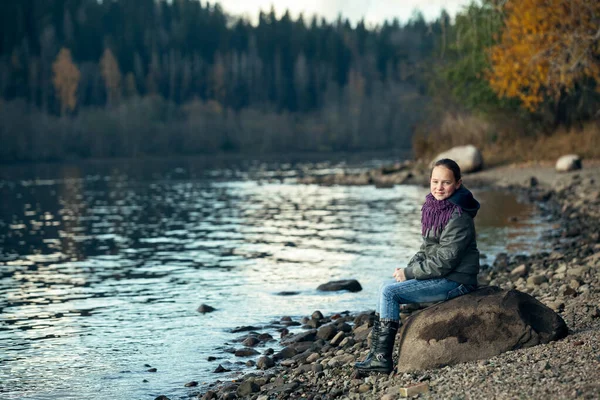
top-left (197, 304), bottom-right (216, 313)
top-left (231, 325), bottom-right (261, 333)
top-left (235, 348), bottom-right (260, 357)
top-left (312, 311), bottom-right (324, 320)
top-left (237, 381), bottom-right (260, 397)
top-left (316, 279), bottom-right (362, 292)
top-left (257, 356), bottom-right (275, 370)
top-left (273, 346), bottom-right (297, 360)
top-left (242, 337), bottom-right (261, 347)
top-left (213, 364), bottom-right (230, 373)
top-left (317, 324), bottom-right (338, 340)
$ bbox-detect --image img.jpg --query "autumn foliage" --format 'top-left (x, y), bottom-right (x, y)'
top-left (100, 48), bottom-right (122, 107)
top-left (488, 0), bottom-right (600, 111)
top-left (52, 48), bottom-right (81, 115)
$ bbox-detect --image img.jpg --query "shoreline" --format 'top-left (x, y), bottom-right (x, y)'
top-left (183, 162), bottom-right (600, 400)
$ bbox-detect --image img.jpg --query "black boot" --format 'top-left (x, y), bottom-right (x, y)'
top-left (354, 314), bottom-right (380, 369)
top-left (354, 320), bottom-right (399, 373)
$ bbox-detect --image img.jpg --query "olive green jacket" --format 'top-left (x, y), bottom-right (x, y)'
top-left (404, 187), bottom-right (480, 286)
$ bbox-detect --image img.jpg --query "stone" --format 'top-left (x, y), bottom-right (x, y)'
top-left (353, 324), bottom-right (371, 342)
top-left (547, 301), bottom-right (565, 312)
top-left (317, 279), bottom-right (362, 292)
top-left (311, 310), bottom-right (324, 320)
top-left (306, 319), bottom-right (321, 328)
top-left (567, 267), bottom-right (587, 278)
top-left (273, 346), bottom-right (297, 360)
top-left (431, 145), bottom-right (483, 173)
top-left (317, 324), bottom-right (338, 341)
top-left (231, 325), bottom-right (260, 333)
top-left (282, 329), bottom-right (317, 345)
top-left (399, 383), bottom-right (430, 397)
top-left (197, 304), bottom-right (216, 313)
top-left (234, 348), bottom-right (260, 357)
top-left (201, 391), bottom-right (217, 400)
top-left (526, 275), bottom-right (548, 287)
top-left (242, 337), bottom-right (261, 347)
top-left (510, 264), bottom-right (528, 278)
top-left (396, 286), bottom-right (568, 373)
top-left (556, 154), bottom-right (582, 172)
top-left (493, 253), bottom-right (510, 269)
top-left (358, 384), bottom-right (372, 393)
top-left (236, 381), bottom-right (259, 397)
top-left (312, 363), bottom-right (324, 373)
top-left (257, 356), bottom-right (274, 370)
top-left (213, 364), bottom-right (230, 373)
top-left (184, 381), bottom-right (198, 387)
top-left (330, 331), bottom-right (345, 346)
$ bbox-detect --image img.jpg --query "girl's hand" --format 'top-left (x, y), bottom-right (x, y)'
top-left (393, 268), bottom-right (407, 282)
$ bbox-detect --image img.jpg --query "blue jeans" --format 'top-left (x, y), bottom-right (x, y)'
top-left (376, 278), bottom-right (476, 322)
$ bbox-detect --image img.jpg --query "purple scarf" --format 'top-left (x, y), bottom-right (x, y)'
top-left (421, 193), bottom-right (462, 236)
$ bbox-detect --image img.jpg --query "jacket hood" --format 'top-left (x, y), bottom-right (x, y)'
top-left (448, 186), bottom-right (480, 217)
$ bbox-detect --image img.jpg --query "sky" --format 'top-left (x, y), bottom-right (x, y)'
top-left (214, 0), bottom-right (476, 26)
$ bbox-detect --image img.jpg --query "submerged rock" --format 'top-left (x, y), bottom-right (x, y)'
top-left (197, 304), bottom-right (216, 313)
top-left (396, 286), bottom-right (568, 372)
top-left (317, 279), bottom-right (362, 292)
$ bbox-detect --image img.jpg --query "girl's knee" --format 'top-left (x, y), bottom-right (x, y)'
top-left (380, 285), bottom-right (396, 301)
top-left (378, 280), bottom-right (395, 293)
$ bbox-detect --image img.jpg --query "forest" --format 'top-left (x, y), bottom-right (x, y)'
top-left (0, 0), bottom-right (598, 163)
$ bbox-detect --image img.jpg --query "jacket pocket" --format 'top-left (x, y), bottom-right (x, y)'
top-left (446, 284), bottom-right (474, 300)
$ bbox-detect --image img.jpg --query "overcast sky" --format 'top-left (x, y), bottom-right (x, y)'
top-left (214, 0), bottom-right (476, 26)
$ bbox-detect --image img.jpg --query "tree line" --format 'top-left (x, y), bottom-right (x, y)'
top-left (0, 0), bottom-right (598, 163)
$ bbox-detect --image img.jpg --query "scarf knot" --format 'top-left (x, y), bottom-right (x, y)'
top-left (421, 193), bottom-right (461, 236)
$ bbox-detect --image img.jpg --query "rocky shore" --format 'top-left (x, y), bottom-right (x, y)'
top-left (179, 163), bottom-right (600, 400)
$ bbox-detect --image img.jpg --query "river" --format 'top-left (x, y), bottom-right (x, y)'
top-left (0, 155), bottom-right (554, 399)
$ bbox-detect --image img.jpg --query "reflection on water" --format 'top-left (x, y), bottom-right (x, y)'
top-left (0, 159), bottom-right (553, 399)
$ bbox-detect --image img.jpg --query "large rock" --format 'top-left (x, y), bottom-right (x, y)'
top-left (396, 286), bottom-right (568, 372)
top-left (431, 145), bottom-right (483, 173)
top-left (555, 154), bottom-right (582, 172)
top-left (317, 279), bottom-right (362, 292)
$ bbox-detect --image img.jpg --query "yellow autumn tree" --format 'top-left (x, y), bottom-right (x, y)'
top-left (52, 47), bottom-right (81, 115)
top-left (488, 0), bottom-right (600, 111)
top-left (100, 48), bottom-right (122, 107)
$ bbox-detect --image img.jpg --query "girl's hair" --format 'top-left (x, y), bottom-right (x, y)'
top-left (431, 159), bottom-right (462, 181)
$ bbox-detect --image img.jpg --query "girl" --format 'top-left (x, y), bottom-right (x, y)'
top-left (355, 158), bottom-right (481, 373)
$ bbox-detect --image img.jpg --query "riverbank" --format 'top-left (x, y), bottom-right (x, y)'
top-left (189, 162), bottom-right (600, 400)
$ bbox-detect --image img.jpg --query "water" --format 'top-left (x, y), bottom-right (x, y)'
top-left (0, 156), bottom-right (554, 399)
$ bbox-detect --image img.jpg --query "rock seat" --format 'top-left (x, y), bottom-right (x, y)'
top-left (396, 286), bottom-right (568, 372)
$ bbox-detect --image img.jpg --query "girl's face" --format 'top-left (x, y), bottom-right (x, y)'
top-left (430, 166), bottom-right (461, 200)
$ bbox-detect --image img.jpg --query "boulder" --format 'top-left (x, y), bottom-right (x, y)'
top-left (396, 286), bottom-right (568, 372)
top-left (555, 154), bottom-right (582, 172)
top-left (317, 279), bottom-right (362, 292)
top-left (431, 145), bottom-right (483, 173)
